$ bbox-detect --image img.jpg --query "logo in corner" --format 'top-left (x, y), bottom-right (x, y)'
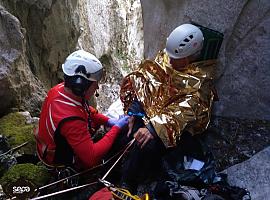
top-left (3, 178), bottom-right (38, 199)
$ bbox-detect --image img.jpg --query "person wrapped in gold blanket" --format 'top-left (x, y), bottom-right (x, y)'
top-left (121, 24), bottom-right (218, 148)
top-left (118, 24), bottom-right (221, 192)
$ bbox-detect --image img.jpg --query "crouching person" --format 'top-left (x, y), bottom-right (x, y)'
top-left (35, 50), bottom-right (129, 199)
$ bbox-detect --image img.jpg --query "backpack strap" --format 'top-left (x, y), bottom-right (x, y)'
top-left (53, 116), bottom-right (86, 166)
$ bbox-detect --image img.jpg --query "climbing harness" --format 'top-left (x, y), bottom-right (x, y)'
top-left (56, 167), bottom-right (79, 188)
top-left (30, 138), bottom-right (139, 199)
top-left (36, 136), bottom-right (134, 192)
top-left (99, 179), bottom-right (149, 200)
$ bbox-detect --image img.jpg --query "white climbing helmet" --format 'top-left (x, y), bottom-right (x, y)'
top-left (62, 49), bottom-right (103, 81)
top-left (165, 24), bottom-right (204, 59)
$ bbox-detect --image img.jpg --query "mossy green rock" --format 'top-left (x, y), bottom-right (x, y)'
top-left (1, 163), bottom-right (50, 188)
top-left (0, 112), bottom-right (36, 154)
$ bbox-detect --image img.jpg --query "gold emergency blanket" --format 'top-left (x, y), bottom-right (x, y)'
top-left (120, 51), bottom-right (217, 147)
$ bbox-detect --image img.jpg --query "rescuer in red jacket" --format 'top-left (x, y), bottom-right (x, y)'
top-left (36, 49), bottom-right (129, 170)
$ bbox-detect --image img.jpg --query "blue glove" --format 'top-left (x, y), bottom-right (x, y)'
top-left (107, 118), bottom-right (118, 127)
top-left (114, 116), bottom-right (129, 128)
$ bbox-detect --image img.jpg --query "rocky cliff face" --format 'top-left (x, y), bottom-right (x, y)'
top-left (0, 0), bottom-right (144, 115)
top-left (0, 0), bottom-right (83, 116)
top-left (0, 1), bottom-right (269, 198)
top-left (140, 0), bottom-right (270, 120)
top-left (0, 5), bottom-right (45, 116)
top-left (78, 0), bottom-right (144, 112)
top-left (0, 0), bottom-right (269, 120)
top-left (0, 0), bottom-right (82, 88)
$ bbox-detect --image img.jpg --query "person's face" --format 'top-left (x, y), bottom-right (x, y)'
top-left (170, 57), bottom-right (190, 71)
top-left (85, 81), bottom-right (99, 99)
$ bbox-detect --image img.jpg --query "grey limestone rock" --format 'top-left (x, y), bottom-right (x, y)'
top-left (223, 146), bottom-right (270, 200)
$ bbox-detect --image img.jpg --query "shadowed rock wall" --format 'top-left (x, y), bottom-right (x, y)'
top-left (0, 0), bottom-right (82, 116)
top-left (0, 5), bottom-right (45, 116)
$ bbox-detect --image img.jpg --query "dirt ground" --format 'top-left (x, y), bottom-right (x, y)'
top-left (201, 116), bottom-right (270, 171)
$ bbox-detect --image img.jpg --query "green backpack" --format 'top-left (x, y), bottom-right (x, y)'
top-left (193, 23), bottom-right (224, 60)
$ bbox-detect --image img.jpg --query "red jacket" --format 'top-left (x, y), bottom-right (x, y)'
top-left (36, 83), bottom-right (120, 169)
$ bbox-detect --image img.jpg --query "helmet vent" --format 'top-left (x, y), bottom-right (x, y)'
top-left (165, 24), bottom-right (204, 59)
top-left (75, 65), bottom-right (87, 75)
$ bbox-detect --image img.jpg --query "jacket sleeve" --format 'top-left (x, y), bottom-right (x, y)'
top-left (61, 119), bottom-right (120, 169)
top-left (89, 106), bottom-right (109, 125)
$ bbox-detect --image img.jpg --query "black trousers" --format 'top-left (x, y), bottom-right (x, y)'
top-left (106, 117), bottom-right (166, 187)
